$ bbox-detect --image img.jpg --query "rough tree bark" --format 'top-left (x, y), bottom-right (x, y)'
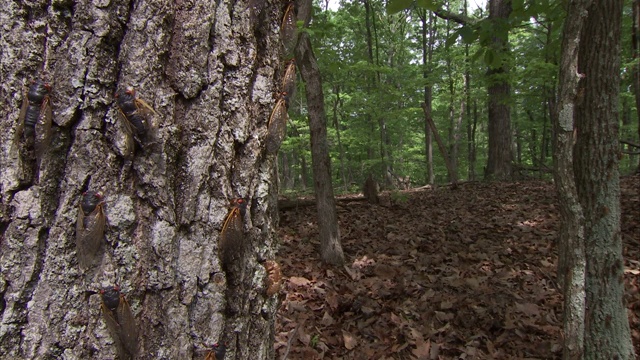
top-left (294, 0), bottom-right (345, 266)
top-left (485, 0), bottom-right (513, 181)
top-left (574, 0), bottom-right (635, 357)
top-left (0, 0), bottom-right (282, 359)
top-left (553, 0), bottom-right (590, 357)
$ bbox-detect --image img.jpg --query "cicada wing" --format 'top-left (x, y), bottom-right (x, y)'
top-left (134, 98), bottom-right (158, 117)
top-left (34, 97), bottom-right (52, 165)
top-left (282, 60), bottom-right (296, 97)
top-left (281, 3), bottom-right (298, 56)
top-left (77, 204), bottom-right (106, 268)
top-left (116, 294), bottom-right (139, 357)
top-left (266, 99), bottom-right (288, 154)
top-left (75, 205), bottom-right (89, 267)
top-left (101, 303), bottom-right (128, 359)
top-left (134, 98), bottom-right (158, 145)
top-left (219, 206), bottom-right (245, 266)
top-left (248, 0), bottom-right (266, 24)
top-left (117, 109), bottom-right (136, 158)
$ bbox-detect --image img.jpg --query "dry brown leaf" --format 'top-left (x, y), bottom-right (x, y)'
top-left (413, 339), bottom-right (431, 359)
top-left (320, 311), bottom-right (335, 326)
top-left (298, 325), bottom-right (311, 346)
top-left (342, 330), bottom-right (358, 350)
top-left (289, 276), bottom-right (311, 287)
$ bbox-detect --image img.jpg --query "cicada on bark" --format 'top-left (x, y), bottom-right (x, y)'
top-left (205, 342), bottom-right (226, 360)
top-left (219, 198), bottom-right (248, 268)
top-left (100, 286), bottom-right (138, 360)
top-left (76, 190), bottom-right (106, 269)
top-left (264, 260), bottom-right (282, 296)
top-left (14, 79), bottom-right (53, 168)
top-left (281, 2), bottom-right (298, 56)
top-left (248, 0), bottom-right (266, 25)
top-left (114, 87), bottom-right (158, 158)
top-left (282, 58), bottom-right (296, 105)
top-left (265, 94), bottom-right (288, 154)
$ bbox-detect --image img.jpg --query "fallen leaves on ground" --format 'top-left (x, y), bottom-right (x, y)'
top-left (275, 176), bottom-right (640, 359)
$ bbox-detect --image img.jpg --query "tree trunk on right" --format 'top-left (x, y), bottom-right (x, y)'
top-left (574, 0), bottom-right (635, 357)
top-left (485, 0), bottom-right (513, 181)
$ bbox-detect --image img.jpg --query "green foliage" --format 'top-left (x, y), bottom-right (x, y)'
top-left (386, 0), bottom-right (413, 14)
top-left (390, 190), bottom-right (409, 203)
top-left (275, 0), bottom-right (637, 194)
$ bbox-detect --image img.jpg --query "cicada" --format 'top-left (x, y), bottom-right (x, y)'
top-left (14, 79), bottom-right (53, 167)
top-left (282, 58), bottom-right (296, 105)
top-left (264, 260), bottom-right (282, 296)
top-left (219, 198), bottom-right (248, 268)
top-left (265, 94), bottom-right (288, 154)
top-left (114, 87), bottom-right (158, 158)
top-left (281, 2), bottom-right (298, 56)
top-left (100, 286), bottom-right (138, 360)
top-left (248, 0), bottom-right (266, 25)
top-left (76, 190), bottom-right (106, 269)
top-left (205, 342), bottom-right (227, 360)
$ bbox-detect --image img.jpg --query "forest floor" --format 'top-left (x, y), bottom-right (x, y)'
top-left (273, 175), bottom-right (640, 360)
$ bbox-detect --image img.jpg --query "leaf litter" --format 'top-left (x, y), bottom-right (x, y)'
top-left (275, 176), bottom-right (640, 359)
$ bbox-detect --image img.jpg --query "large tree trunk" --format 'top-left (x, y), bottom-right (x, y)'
top-left (0, 1), bottom-right (282, 359)
top-left (554, 0), bottom-right (590, 358)
top-left (575, 1), bottom-right (635, 358)
top-left (485, 0), bottom-right (513, 181)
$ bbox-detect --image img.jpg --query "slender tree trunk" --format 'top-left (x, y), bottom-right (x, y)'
top-left (454, 94), bottom-right (464, 181)
top-left (300, 154), bottom-right (308, 191)
top-left (485, 0), bottom-right (513, 181)
top-left (332, 86), bottom-right (349, 193)
top-left (295, 31), bottom-right (345, 265)
top-left (420, 9), bottom-right (436, 185)
top-left (514, 120), bottom-right (522, 166)
top-left (575, 1), bottom-right (635, 357)
top-left (633, 0), bottom-right (640, 173)
top-left (464, 16), bottom-right (473, 181)
top-left (470, 100), bottom-right (478, 181)
top-left (0, 1), bottom-right (281, 359)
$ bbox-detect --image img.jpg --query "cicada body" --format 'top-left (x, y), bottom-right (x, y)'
top-left (205, 342), bottom-right (226, 360)
top-left (219, 198), bottom-right (248, 268)
top-left (76, 190), bottom-right (106, 269)
top-left (114, 87), bottom-right (157, 158)
top-left (14, 80), bottom-right (53, 167)
top-left (281, 2), bottom-right (298, 56)
top-left (248, 0), bottom-right (266, 25)
top-left (265, 95), bottom-right (288, 154)
top-left (264, 260), bottom-right (282, 296)
top-left (100, 286), bottom-right (138, 360)
top-left (282, 59), bottom-right (296, 105)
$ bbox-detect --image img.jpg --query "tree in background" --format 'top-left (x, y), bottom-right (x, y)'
top-left (295, 0), bottom-right (346, 265)
top-left (485, 0), bottom-right (514, 180)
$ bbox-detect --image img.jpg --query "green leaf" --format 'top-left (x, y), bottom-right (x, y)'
top-left (471, 48), bottom-right (485, 62)
top-left (386, 0), bottom-right (413, 14)
top-left (484, 49), bottom-right (495, 67)
top-left (416, 0), bottom-right (439, 11)
top-left (445, 32), bottom-right (458, 47)
top-left (458, 25), bottom-right (477, 44)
